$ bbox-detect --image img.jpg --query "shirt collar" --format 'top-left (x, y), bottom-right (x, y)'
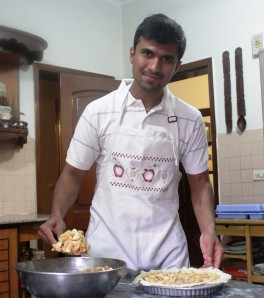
top-left (126, 91), bottom-right (166, 112)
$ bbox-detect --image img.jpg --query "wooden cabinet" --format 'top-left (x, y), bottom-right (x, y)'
top-left (0, 228), bottom-right (18, 298)
top-left (216, 219), bottom-right (264, 284)
top-left (0, 216), bottom-right (49, 298)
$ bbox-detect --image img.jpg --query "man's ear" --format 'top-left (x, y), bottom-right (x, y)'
top-left (130, 47), bottom-right (135, 63)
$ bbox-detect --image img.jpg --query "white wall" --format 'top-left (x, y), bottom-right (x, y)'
top-left (121, 0), bottom-right (264, 133)
top-left (1, 0), bottom-right (263, 135)
top-left (0, 0), bottom-right (122, 137)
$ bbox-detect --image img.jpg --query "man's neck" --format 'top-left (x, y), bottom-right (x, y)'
top-left (130, 88), bottom-right (163, 113)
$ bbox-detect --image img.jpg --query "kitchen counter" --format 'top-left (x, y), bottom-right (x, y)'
top-left (107, 279), bottom-right (264, 297)
top-left (0, 213), bottom-right (49, 225)
top-left (0, 214), bottom-right (50, 298)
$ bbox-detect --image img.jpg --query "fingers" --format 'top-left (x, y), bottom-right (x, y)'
top-left (38, 223), bottom-right (57, 245)
top-left (202, 256), bottom-right (213, 268)
top-left (200, 234), bottom-right (224, 268)
top-left (213, 243), bottom-right (225, 268)
top-left (38, 218), bottom-right (66, 245)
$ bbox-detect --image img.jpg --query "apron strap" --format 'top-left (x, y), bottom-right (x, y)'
top-left (166, 90), bottom-right (180, 167)
top-left (98, 82), bottom-right (132, 183)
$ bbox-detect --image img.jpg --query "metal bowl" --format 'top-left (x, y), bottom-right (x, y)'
top-left (15, 257), bottom-right (126, 298)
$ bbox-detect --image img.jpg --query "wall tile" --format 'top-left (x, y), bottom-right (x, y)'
top-left (230, 183), bottom-right (242, 196)
top-left (252, 155), bottom-right (264, 169)
top-left (229, 157), bottom-right (241, 170)
top-left (4, 201), bottom-right (14, 215)
top-left (241, 183), bottom-right (254, 196)
top-left (217, 145), bottom-right (229, 159)
top-left (218, 158), bottom-right (230, 171)
top-left (2, 188), bottom-right (15, 202)
top-left (241, 170), bottom-right (253, 183)
top-left (219, 171), bottom-right (230, 184)
top-left (230, 171), bottom-right (241, 183)
top-left (239, 143), bottom-right (252, 156)
top-left (220, 183), bottom-right (231, 197)
top-left (253, 182), bottom-right (264, 196)
top-left (251, 142), bottom-right (264, 156)
top-left (0, 137), bottom-right (37, 216)
top-left (26, 200), bottom-right (37, 213)
top-left (26, 188), bottom-right (37, 201)
top-left (15, 201), bottom-right (26, 214)
top-left (15, 188), bottom-right (26, 202)
top-left (24, 149), bottom-right (35, 163)
top-left (218, 128), bottom-right (264, 204)
top-left (0, 202), bottom-right (3, 216)
top-left (228, 144), bottom-right (240, 157)
top-left (254, 197), bottom-right (264, 204)
top-left (240, 156), bottom-right (252, 170)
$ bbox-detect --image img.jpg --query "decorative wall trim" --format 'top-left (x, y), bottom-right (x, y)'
top-left (93, 0), bottom-right (143, 8)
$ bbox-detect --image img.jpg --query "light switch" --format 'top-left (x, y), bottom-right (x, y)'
top-left (253, 169), bottom-right (264, 180)
top-left (252, 33), bottom-right (264, 57)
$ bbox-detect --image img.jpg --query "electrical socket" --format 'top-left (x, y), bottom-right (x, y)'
top-left (253, 170), bottom-right (264, 181)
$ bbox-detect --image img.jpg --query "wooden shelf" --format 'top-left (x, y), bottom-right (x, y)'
top-left (0, 25), bottom-right (48, 67)
top-left (0, 26), bottom-right (47, 148)
top-left (0, 120), bottom-right (28, 147)
top-left (216, 219), bottom-right (264, 284)
top-left (223, 253), bottom-right (247, 261)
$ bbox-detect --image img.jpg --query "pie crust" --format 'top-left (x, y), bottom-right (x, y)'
top-left (134, 267), bottom-right (231, 288)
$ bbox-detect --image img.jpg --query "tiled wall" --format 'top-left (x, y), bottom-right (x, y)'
top-left (217, 128), bottom-right (264, 204)
top-left (0, 129), bottom-right (263, 216)
top-left (0, 137), bottom-right (37, 216)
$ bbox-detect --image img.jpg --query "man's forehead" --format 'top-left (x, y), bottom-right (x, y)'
top-left (136, 37), bottom-right (178, 55)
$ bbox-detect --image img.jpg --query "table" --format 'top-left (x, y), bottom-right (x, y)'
top-left (106, 279), bottom-right (264, 297)
top-left (215, 219), bottom-right (264, 284)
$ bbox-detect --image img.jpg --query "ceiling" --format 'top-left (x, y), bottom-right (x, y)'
top-left (94, 0), bottom-right (143, 8)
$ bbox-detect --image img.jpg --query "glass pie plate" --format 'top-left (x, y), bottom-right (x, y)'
top-left (134, 267), bottom-right (231, 297)
top-left (141, 282), bottom-right (223, 296)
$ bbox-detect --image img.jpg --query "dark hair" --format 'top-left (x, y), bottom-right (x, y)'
top-left (133, 14), bottom-right (186, 61)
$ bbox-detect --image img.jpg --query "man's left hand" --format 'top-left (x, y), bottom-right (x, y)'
top-left (200, 233), bottom-right (224, 268)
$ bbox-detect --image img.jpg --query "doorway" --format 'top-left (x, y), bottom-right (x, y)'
top-left (169, 57), bottom-right (218, 267)
top-left (34, 63), bottom-right (119, 232)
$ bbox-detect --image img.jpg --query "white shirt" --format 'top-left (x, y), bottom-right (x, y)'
top-left (67, 79), bottom-right (208, 176)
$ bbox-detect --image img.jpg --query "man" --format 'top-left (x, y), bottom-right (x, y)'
top-left (39, 13), bottom-right (224, 276)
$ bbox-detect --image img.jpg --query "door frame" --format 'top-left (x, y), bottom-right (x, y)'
top-left (170, 57), bottom-right (218, 267)
top-left (33, 62), bottom-right (115, 213)
top-left (170, 57), bottom-right (218, 203)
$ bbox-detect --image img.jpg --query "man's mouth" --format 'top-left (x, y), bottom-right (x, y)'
top-left (143, 71), bottom-right (163, 80)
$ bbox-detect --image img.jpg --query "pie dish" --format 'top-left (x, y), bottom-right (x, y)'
top-left (134, 267), bottom-right (231, 296)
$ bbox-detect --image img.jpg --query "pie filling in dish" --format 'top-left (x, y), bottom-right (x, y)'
top-left (134, 267), bottom-right (231, 288)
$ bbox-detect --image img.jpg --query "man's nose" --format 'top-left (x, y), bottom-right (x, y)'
top-left (149, 57), bottom-right (161, 72)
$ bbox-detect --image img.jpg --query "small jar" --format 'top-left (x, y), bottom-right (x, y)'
top-left (0, 105), bottom-right (12, 120)
top-left (31, 250), bottom-right (46, 260)
top-left (20, 244), bottom-right (31, 261)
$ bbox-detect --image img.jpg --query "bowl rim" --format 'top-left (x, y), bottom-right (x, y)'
top-left (14, 256), bottom-right (127, 276)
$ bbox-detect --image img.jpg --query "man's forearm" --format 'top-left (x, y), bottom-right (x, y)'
top-left (188, 171), bottom-right (216, 235)
top-left (51, 163), bottom-right (86, 219)
top-left (192, 181), bottom-right (216, 235)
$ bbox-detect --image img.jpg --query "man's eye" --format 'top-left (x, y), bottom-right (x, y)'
top-left (142, 49), bottom-right (152, 57)
top-left (163, 56), bottom-right (174, 63)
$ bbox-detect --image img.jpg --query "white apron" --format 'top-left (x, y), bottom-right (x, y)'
top-left (86, 83), bottom-right (189, 276)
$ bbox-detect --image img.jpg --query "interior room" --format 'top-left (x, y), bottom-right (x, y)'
top-left (1, 0), bottom-right (264, 297)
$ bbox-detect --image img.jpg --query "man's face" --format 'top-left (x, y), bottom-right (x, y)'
top-left (130, 37), bottom-right (181, 96)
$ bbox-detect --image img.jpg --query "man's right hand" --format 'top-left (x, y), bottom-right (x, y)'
top-left (38, 216), bottom-right (66, 245)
